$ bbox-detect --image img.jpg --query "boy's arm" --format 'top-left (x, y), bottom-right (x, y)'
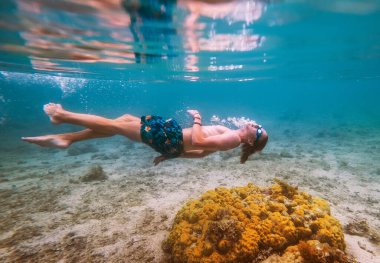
top-left (187, 109), bottom-right (204, 145)
top-left (181, 150), bottom-right (215, 158)
top-left (187, 109), bottom-right (240, 151)
top-left (153, 155), bottom-right (167, 166)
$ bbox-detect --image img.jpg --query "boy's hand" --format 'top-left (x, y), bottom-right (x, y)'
top-left (187, 110), bottom-right (200, 119)
top-left (153, 155), bottom-right (167, 166)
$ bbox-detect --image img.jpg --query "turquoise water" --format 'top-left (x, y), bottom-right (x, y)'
top-left (0, 0), bottom-right (379, 137)
top-left (0, 0), bottom-right (380, 262)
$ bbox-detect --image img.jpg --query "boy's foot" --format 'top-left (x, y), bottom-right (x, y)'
top-left (21, 135), bottom-right (69, 149)
top-left (43, 103), bottom-right (63, 124)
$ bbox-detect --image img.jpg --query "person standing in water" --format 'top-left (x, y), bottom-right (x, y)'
top-left (22, 103), bottom-right (268, 165)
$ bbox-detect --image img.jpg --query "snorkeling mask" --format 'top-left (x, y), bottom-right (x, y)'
top-left (255, 125), bottom-right (263, 143)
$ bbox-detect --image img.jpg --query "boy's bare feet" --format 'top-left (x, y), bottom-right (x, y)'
top-left (21, 135), bottom-right (70, 149)
top-left (43, 103), bottom-right (63, 124)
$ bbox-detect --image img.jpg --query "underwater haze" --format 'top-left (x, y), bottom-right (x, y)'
top-left (0, 0), bottom-right (380, 262)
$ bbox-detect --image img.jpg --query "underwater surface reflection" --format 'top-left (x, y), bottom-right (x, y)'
top-left (0, 0), bottom-right (379, 81)
top-left (0, 0), bottom-right (266, 80)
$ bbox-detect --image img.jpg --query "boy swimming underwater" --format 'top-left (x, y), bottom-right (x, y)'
top-left (22, 103), bottom-right (268, 165)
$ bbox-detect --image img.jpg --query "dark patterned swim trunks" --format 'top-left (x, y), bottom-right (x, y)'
top-left (140, 115), bottom-right (184, 158)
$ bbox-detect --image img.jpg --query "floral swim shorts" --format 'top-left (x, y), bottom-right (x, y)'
top-left (140, 115), bottom-right (184, 158)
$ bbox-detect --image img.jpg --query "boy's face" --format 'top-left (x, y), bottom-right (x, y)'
top-left (245, 123), bottom-right (257, 145)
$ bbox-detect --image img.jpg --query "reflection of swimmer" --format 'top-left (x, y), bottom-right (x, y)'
top-left (22, 103), bottom-right (268, 165)
top-left (180, 0), bottom-right (265, 25)
top-left (121, 0), bottom-right (265, 65)
top-left (179, 0), bottom-right (266, 52)
top-left (122, 0), bottom-right (177, 63)
top-left (177, 0), bottom-right (266, 73)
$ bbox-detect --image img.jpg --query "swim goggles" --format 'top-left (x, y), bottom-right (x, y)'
top-left (255, 125), bottom-right (263, 143)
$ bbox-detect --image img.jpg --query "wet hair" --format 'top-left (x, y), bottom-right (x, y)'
top-left (240, 133), bottom-right (268, 164)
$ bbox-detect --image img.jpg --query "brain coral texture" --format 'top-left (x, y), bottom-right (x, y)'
top-left (163, 180), bottom-right (355, 263)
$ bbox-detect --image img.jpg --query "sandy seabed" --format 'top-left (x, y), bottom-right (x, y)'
top-left (0, 124), bottom-right (379, 262)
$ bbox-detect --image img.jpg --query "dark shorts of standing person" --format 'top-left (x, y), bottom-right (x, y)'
top-left (140, 115), bottom-right (184, 158)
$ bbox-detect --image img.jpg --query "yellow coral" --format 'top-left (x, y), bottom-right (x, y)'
top-left (264, 240), bottom-right (356, 263)
top-left (163, 180), bottom-right (350, 263)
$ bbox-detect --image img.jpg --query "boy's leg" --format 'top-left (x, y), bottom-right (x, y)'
top-left (44, 103), bottom-right (121, 133)
top-left (22, 107), bottom-right (143, 148)
top-left (22, 129), bottom-right (113, 148)
top-left (43, 103), bottom-right (142, 141)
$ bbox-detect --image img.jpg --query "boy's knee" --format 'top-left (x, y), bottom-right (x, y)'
top-left (115, 114), bottom-right (137, 122)
top-left (121, 114), bottom-right (131, 118)
top-left (100, 120), bottom-right (121, 134)
top-left (113, 120), bottom-right (134, 134)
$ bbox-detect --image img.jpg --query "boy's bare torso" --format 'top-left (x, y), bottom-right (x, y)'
top-left (182, 125), bottom-right (235, 151)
